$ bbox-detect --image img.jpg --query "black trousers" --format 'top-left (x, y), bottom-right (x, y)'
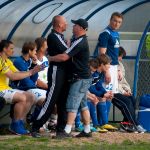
top-left (32, 65), bottom-right (70, 132)
top-left (112, 93), bottom-right (138, 126)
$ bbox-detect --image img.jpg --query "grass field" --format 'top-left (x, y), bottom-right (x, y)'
top-left (0, 132), bottom-right (150, 150)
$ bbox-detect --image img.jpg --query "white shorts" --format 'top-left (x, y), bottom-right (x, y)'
top-left (0, 89), bottom-right (24, 104)
top-left (27, 88), bottom-right (46, 102)
top-left (103, 65), bottom-right (118, 93)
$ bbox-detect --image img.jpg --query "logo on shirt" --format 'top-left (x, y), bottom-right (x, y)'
top-left (114, 39), bottom-right (120, 48)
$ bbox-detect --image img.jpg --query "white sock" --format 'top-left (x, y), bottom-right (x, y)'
top-left (50, 114), bottom-right (57, 120)
top-left (84, 124), bottom-right (91, 133)
top-left (64, 124), bottom-right (72, 134)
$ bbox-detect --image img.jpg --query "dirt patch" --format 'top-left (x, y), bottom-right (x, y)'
top-left (92, 132), bottom-right (150, 144)
top-left (0, 131), bottom-right (150, 145)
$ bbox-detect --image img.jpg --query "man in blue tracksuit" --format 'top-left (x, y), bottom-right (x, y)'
top-left (94, 12), bottom-right (123, 94)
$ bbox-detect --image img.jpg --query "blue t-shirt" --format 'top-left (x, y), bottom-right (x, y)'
top-left (97, 26), bottom-right (120, 65)
top-left (12, 56), bottom-right (38, 90)
top-left (92, 71), bottom-right (100, 84)
top-left (89, 71), bottom-right (107, 97)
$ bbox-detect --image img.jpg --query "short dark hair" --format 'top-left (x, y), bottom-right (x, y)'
top-left (119, 46), bottom-right (126, 57)
top-left (97, 54), bottom-right (111, 65)
top-left (89, 58), bottom-right (99, 69)
top-left (110, 12), bottom-right (123, 20)
top-left (22, 42), bottom-right (36, 55)
top-left (35, 37), bottom-right (46, 51)
top-left (0, 40), bottom-right (13, 52)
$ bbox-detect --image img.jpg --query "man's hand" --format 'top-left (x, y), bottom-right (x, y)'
top-left (86, 91), bottom-right (99, 105)
top-left (123, 91), bottom-right (132, 96)
top-left (97, 97), bottom-right (106, 102)
top-left (104, 91), bottom-right (114, 100)
top-left (32, 55), bottom-right (38, 64)
top-left (30, 65), bottom-right (43, 75)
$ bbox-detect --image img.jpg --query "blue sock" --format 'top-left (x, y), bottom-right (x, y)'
top-left (97, 101), bottom-right (108, 126)
top-left (87, 101), bottom-right (99, 126)
top-left (75, 111), bottom-right (81, 128)
top-left (106, 101), bottom-right (112, 118)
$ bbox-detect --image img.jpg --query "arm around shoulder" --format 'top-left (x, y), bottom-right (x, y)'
top-left (49, 53), bottom-right (70, 62)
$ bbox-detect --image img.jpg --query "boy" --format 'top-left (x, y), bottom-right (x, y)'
top-left (89, 54), bottom-right (117, 131)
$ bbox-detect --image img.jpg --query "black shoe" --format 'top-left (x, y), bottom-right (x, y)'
top-left (120, 123), bottom-right (137, 133)
top-left (31, 131), bottom-right (41, 138)
top-left (75, 131), bottom-right (92, 138)
top-left (54, 131), bottom-right (72, 139)
top-left (48, 122), bottom-right (56, 131)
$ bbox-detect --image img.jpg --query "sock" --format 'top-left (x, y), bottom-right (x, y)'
top-left (84, 124), bottom-right (90, 133)
top-left (87, 101), bottom-right (99, 126)
top-left (106, 101), bottom-right (112, 118)
top-left (64, 124), bottom-right (72, 134)
top-left (97, 101), bottom-right (108, 126)
top-left (50, 114), bottom-right (57, 120)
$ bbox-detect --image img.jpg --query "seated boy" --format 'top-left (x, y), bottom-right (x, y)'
top-left (88, 54), bottom-right (117, 132)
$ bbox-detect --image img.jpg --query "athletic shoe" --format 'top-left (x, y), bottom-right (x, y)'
top-left (94, 126), bottom-right (108, 133)
top-left (54, 130), bottom-right (72, 139)
top-left (90, 126), bottom-right (98, 132)
top-left (75, 131), bottom-right (92, 138)
top-left (98, 127), bottom-right (108, 133)
top-left (136, 125), bottom-right (146, 133)
top-left (9, 120), bottom-right (29, 135)
top-left (48, 120), bottom-right (57, 131)
top-left (20, 120), bottom-right (30, 134)
top-left (31, 131), bottom-right (41, 138)
top-left (120, 122), bottom-right (137, 133)
top-left (101, 124), bottom-right (118, 131)
top-left (75, 124), bottom-right (84, 132)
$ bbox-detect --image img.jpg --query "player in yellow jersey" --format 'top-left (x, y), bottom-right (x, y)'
top-left (0, 40), bottom-right (41, 135)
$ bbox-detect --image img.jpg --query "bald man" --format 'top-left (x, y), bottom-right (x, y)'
top-left (31, 15), bottom-right (70, 137)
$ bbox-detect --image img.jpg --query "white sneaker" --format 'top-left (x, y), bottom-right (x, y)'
top-left (137, 125), bottom-right (146, 133)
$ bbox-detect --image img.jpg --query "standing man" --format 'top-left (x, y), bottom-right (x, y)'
top-left (31, 15), bottom-right (70, 137)
top-left (97, 12), bottom-right (123, 93)
top-left (49, 18), bottom-right (92, 138)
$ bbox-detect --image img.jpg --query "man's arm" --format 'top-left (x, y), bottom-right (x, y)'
top-left (98, 31), bottom-right (110, 55)
top-left (99, 47), bottom-right (107, 54)
top-left (48, 53), bottom-right (70, 62)
top-left (5, 65), bottom-right (41, 81)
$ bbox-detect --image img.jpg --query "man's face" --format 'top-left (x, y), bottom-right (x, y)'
top-left (72, 24), bottom-right (81, 36)
top-left (109, 16), bottom-right (122, 30)
top-left (60, 17), bottom-right (68, 32)
top-left (4, 43), bottom-right (14, 57)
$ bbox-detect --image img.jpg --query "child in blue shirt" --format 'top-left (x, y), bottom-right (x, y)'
top-left (88, 54), bottom-right (117, 132)
top-left (75, 55), bottom-right (117, 132)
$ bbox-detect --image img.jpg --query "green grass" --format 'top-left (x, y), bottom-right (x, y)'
top-left (0, 136), bottom-right (150, 150)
